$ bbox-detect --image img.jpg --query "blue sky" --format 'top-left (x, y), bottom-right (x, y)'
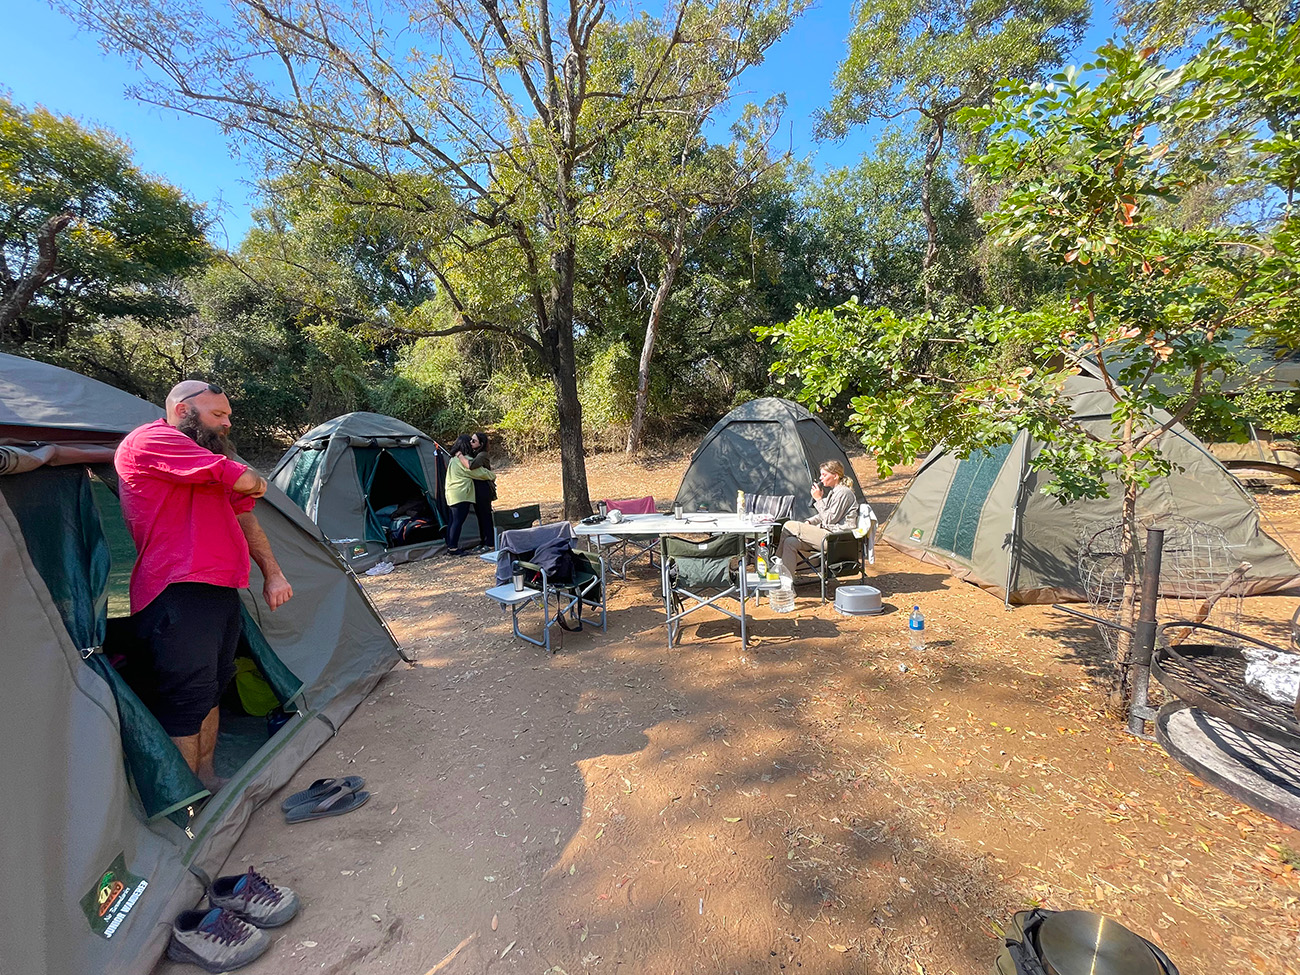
top-left (3, 0), bottom-right (1118, 247)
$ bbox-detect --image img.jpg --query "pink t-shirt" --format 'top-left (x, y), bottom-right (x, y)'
top-left (114, 419), bottom-right (257, 612)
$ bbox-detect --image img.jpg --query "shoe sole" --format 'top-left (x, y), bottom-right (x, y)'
top-left (167, 935), bottom-right (270, 972)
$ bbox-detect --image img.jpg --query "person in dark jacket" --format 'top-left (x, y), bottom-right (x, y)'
top-left (468, 430), bottom-right (495, 550)
top-left (445, 434), bottom-right (495, 555)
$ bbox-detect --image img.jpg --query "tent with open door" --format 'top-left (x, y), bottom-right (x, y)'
top-left (674, 397), bottom-right (864, 520)
top-left (0, 353), bottom-right (403, 975)
top-left (880, 373), bottom-right (1300, 603)
top-left (270, 411), bottom-right (480, 569)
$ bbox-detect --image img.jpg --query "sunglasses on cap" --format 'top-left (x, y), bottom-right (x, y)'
top-left (177, 383), bottom-right (224, 404)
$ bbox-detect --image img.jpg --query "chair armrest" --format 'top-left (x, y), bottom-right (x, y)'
top-left (516, 559), bottom-right (550, 588)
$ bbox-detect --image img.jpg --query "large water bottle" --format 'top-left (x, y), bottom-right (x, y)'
top-left (770, 558), bottom-right (795, 613)
top-left (908, 605), bottom-right (926, 651)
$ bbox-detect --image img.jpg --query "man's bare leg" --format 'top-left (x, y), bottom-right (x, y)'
top-left (195, 706), bottom-right (226, 791)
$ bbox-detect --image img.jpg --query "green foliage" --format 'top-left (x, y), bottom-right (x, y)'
top-left (496, 379), bottom-right (560, 453)
top-left (70, 0), bottom-right (807, 511)
top-left (819, 0), bottom-right (1090, 140)
top-left (764, 16), bottom-right (1300, 509)
top-left (0, 97), bottom-right (210, 347)
top-left (803, 133), bottom-right (981, 311)
top-left (578, 341), bottom-right (637, 434)
top-left (1117, 0), bottom-right (1297, 50)
top-left (1185, 385), bottom-right (1300, 440)
top-left (816, 0), bottom-right (1089, 309)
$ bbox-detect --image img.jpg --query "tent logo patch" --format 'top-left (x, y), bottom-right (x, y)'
top-left (81, 853), bottom-right (148, 939)
top-left (910, 529), bottom-right (924, 541)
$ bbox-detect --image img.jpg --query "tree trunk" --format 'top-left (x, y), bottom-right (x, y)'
top-left (547, 238), bottom-right (593, 520)
top-left (919, 116), bottom-right (945, 311)
top-left (0, 213), bottom-right (73, 340)
top-left (1110, 478), bottom-right (1141, 713)
top-left (626, 217), bottom-right (688, 455)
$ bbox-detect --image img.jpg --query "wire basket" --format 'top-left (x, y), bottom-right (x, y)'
top-left (1078, 517), bottom-right (1247, 656)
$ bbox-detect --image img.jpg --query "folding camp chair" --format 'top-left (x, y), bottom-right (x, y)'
top-left (742, 493), bottom-right (795, 561)
top-left (744, 493), bottom-right (794, 524)
top-left (489, 522), bottom-right (607, 653)
top-left (479, 503), bottom-right (543, 563)
top-left (778, 502), bottom-right (880, 603)
top-left (660, 533), bottom-right (750, 650)
top-left (589, 495), bottom-right (659, 578)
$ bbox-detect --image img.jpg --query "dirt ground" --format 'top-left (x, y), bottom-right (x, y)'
top-left (160, 450), bottom-right (1300, 975)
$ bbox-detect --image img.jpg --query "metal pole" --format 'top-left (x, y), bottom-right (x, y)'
top-left (1127, 527), bottom-right (1164, 736)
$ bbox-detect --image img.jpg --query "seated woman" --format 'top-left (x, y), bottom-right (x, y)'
top-left (775, 460), bottom-right (858, 573)
top-left (445, 434), bottom-right (496, 555)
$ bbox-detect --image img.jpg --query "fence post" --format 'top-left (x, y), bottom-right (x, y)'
top-left (1127, 527), bottom-right (1164, 736)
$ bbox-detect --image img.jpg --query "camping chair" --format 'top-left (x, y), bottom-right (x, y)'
top-left (778, 502), bottom-right (880, 603)
top-left (744, 493), bottom-right (794, 524)
top-left (741, 493), bottom-right (795, 560)
top-left (660, 533), bottom-right (751, 650)
top-left (489, 522), bottom-right (607, 653)
top-left (479, 503), bottom-right (543, 563)
top-left (589, 495), bottom-right (659, 578)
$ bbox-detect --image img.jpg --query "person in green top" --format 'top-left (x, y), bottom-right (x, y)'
top-left (468, 430), bottom-right (495, 550)
top-left (445, 434), bottom-right (496, 555)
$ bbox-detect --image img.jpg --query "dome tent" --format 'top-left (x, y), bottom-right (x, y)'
top-left (270, 411), bottom-right (482, 569)
top-left (674, 397), bottom-right (864, 519)
top-left (881, 373), bottom-right (1300, 604)
top-left (0, 353), bottom-right (402, 975)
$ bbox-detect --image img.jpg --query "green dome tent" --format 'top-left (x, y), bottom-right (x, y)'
top-left (881, 375), bottom-right (1300, 604)
top-left (674, 397), bottom-right (864, 519)
top-left (0, 353), bottom-right (402, 975)
top-left (270, 411), bottom-right (482, 569)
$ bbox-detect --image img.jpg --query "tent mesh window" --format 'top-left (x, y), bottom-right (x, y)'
top-left (932, 442), bottom-right (1013, 559)
top-left (282, 445), bottom-right (324, 511)
top-left (1078, 517), bottom-right (1247, 657)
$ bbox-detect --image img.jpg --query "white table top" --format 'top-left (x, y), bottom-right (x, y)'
top-left (570, 512), bottom-right (777, 537)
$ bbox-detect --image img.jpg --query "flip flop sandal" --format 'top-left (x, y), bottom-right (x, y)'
top-left (279, 776), bottom-right (365, 813)
top-left (284, 785), bottom-right (371, 823)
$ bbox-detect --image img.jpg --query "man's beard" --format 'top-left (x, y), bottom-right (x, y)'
top-left (178, 411), bottom-right (237, 458)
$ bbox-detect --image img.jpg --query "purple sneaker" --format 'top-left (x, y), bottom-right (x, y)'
top-left (167, 907), bottom-right (270, 972)
top-left (209, 867), bottom-right (301, 928)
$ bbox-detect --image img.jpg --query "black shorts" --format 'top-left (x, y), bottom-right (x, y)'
top-left (130, 583), bottom-right (243, 738)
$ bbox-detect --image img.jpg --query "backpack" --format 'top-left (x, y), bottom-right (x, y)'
top-left (389, 515), bottom-right (437, 546)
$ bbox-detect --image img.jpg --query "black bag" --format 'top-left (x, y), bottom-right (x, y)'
top-left (389, 515), bottom-right (437, 546)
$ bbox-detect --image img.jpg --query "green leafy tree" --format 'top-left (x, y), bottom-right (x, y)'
top-left (761, 15), bottom-right (1300, 708)
top-left (617, 99), bottom-right (791, 453)
top-left (804, 132), bottom-right (980, 312)
top-left (0, 97), bottom-right (210, 346)
top-left (817, 0), bottom-right (1089, 307)
top-left (1117, 0), bottom-right (1296, 50)
top-left (579, 170), bottom-right (820, 436)
top-left (70, 0), bottom-right (801, 517)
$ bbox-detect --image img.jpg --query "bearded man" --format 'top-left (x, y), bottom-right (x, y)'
top-left (115, 380), bottom-right (293, 790)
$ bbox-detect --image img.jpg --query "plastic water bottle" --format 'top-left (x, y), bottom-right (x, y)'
top-left (770, 558), bottom-right (795, 613)
top-left (736, 489), bottom-right (745, 519)
top-left (908, 605), bottom-right (925, 651)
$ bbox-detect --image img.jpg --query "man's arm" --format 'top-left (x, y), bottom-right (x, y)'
top-left (237, 511), bottom-right (293, 610)
top-left (232, 469), bottom-right (268, 497)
